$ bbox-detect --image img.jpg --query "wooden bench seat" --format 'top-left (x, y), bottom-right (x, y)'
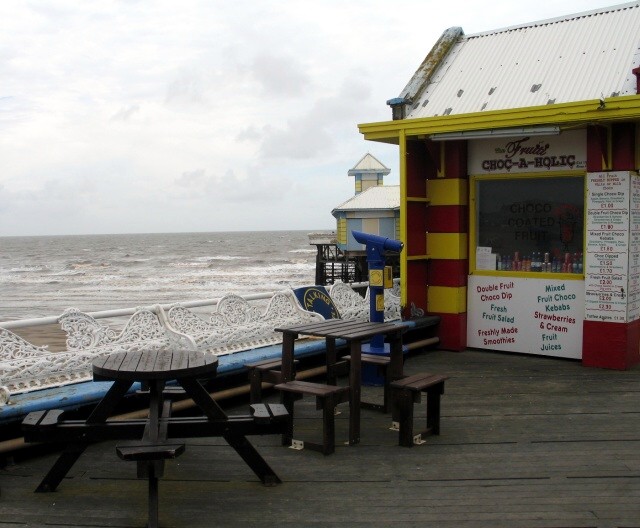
top-left (116, 443), bottom-right (185, 462)
top-left (116, 438), bottom-right (185, 528)
top-left (22, 409), bottom-right (65, 431)
top-left (390, 372), bottom-right (448, 447)
top-left (249, 403), bottom-right (289, 424)
top-left (275, 380), bottom-right (350, 455)
top-left (245, 359), bottom-right (299, 404)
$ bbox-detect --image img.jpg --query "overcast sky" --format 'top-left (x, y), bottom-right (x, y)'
top-left (0, 0), bottom-right (620, 236)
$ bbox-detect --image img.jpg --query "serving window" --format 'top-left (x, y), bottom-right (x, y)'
top-left (473, 175), bottom-right (584, 274)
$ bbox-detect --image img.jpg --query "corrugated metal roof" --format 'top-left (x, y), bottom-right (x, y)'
top-left (404, 2), bottom-right (640, 119)
top-left (332, 186), bottom-right (400, 213)
top-left (348, 153), bottom-right (390, 173)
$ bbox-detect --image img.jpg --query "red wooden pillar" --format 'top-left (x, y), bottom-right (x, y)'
top-left (582, 124), bottom-right (640, 369)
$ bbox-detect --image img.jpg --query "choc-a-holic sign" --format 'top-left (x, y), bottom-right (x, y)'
top-left (468, 130), bottom-right (587, 174)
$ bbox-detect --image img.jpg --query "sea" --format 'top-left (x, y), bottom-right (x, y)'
top-left (0, 231), bottom-right (319, 322)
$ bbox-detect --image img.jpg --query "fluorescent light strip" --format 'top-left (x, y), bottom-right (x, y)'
top-left (430, 126), bottom-right (560, 141)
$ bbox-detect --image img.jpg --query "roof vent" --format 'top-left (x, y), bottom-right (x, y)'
top-left (630, 66), bottom-right (639, 94)
top-left (531, 84), bottom-right (542, 93)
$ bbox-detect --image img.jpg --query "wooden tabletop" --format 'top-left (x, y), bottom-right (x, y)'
top-left (274, 319), bottom-right (402, 340)
top-left (92, 349), bottom-right (218, 382)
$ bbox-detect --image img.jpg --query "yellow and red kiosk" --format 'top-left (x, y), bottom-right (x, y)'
top-left (359, 4), bottom-right (640, 369)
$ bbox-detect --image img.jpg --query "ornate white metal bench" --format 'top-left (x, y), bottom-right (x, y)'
top-left (0, 284), bottom-right (402, 407)
top-left (328, 281), bottom-right (402, 322)
top-left (60, 306), bottom-right (190, 354)
top-left (0, 291), bottom-right (322, 404)
top-left (157, 291), bottom-right (324, 355)
top-left (0, 306), bottom-right (182, 403)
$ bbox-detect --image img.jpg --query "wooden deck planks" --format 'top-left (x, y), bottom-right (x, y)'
top-left (2, 348), bottom-right (640, 527)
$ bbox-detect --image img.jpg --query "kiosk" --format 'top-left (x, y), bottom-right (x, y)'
top-left (358, 4), bottom-right (640, 369)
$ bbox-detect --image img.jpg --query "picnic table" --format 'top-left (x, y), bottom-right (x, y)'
top-left (274, 319), bottom-right (404, 449)
top-left (23, 348), bottom-right (288, 528)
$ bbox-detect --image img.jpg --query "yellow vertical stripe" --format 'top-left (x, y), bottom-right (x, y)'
top-left (428, 286), bottom-right (467, 313)
top-left (427, 233), bottom-right (468, 260)
top-left (427, 178), bottom-right (468, 206)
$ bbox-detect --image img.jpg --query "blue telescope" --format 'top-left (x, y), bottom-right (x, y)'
top-left (352, 231), bottom-right (403, 355)
top-left (352, 231), bottom-right (403, 266)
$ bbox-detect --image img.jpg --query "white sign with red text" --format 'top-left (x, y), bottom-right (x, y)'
top-left (467, 275), bottom-right (584, 359)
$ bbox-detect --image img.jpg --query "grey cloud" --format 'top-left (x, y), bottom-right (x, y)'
top-left (175, 169), bottom-right (206, 186)
top-left (250, 54), bottom-right (310, 97)
top-left (258, 77), bottom-right (372, 160)
top-left (260, 120), bottom-right (333, 159)
top-left (236, 126), bottom-right (262, 142)
top-left (110, 104), bottom-right (141, 122)
top-left (173, 167), bottom-right (289, 204)
top-left (165, 70), bottom-right (208, 105)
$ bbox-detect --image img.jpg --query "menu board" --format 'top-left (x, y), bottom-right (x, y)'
top-left (629, 174), bottom-right (640, 321)
top-left (584, 172), bottom-right (631, 322)
top-left (467, 276), bottom-right (583, 359)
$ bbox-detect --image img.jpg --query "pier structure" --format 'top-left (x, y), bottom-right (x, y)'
top-left (310, 153), bottom-right (400, 286)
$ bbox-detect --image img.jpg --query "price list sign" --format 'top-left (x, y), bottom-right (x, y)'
top-left (628, 174), bottom-right (640, 321)
top-left (585, 172), bottom-right (630, 322)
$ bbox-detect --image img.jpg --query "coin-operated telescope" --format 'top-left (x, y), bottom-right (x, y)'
top-left (352, 231), bottom-right (403, 354)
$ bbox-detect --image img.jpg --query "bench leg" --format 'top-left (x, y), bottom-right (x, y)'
top-left (248, 369), bottom-right (263, 404)
top-left (320, 395), bottom-right (337, 455)
top-left (280, 390), bottom-right (340, 455)
top-left (147, 466), bottom-right (160, 528)
top-left (280, 393), bottom-right (295, 448)
top-left (382, 373), bottom-right (390, 414)
top-left (393, 389), bottom-right (415, 448)
top-left (426, 388), bottom-right (442, 435)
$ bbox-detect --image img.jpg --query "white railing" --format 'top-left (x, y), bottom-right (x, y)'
top-left (0, 282), bottom-right (401, 405)
top-left (0, 292), bottom-right (283, 331)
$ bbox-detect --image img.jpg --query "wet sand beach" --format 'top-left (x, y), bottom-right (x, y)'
top-left (12, 324), bottom-right (67, 352)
